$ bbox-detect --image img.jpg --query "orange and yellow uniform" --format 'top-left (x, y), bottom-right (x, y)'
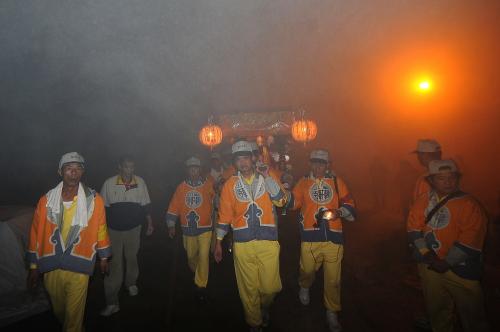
top-left (217, 171), bottom-right (287, 327)
top-left (289, 173), bottom-right (355, 243)
top-left (407, 191), bottom-right (489, 332)
top-left (289, 173), bottom-right (355, 312)
top-left (217, 172), bottom-right (287, 242)
top-left (27, 187), bottom-right (111, 274)
top-left (167, 178), bottom-right (215, 236)
top-left (167, 178), bottom-right (215, 288)
top-left (28, 185), bottom-right (110, 332)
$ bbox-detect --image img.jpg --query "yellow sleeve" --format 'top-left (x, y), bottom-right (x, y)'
top-left (92, 195), bottom-right (111, 258)
top-left (97, 221), bottom-right (108, 242)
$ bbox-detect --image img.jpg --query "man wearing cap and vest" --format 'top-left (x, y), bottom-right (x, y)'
top-left (167, 157), bottom-right (215, 302)
top-left (407, 159), bottom-right (489, 332)
top-left (99, 155), bottom-right (154, 316)
top-left (288, 149), bottom-right (355, 332)
top-left (27, 152), bottom-right (111, 332)
top-left (412, 139), bottom-right (442, 204)
top-left (214, 140), bottom-right (288, 332)
top-left (410, 139), bottom-right (443, 330)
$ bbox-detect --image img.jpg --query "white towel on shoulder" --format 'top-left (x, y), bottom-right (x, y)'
top-left (46, 181), bottom-right (88, 228)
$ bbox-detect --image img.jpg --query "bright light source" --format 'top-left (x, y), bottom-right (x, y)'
top-left (419, 81), bottom-right (430, 90)
top-left (413, 77), bottom-right (433, 94)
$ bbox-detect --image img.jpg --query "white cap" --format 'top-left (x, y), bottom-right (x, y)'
top-left (414, 139), bottom-right (441, 153)
top-left (250, 142), bottom-right (259, 151)
top-left (310, 149), bottom-right (329, 162)
top-left (232, 141), bottom-right (253, 155)
top-left (185, 157), bottom-right (201, 167)
top-left (428, 159), bottom-right (458, 175)
top-left (59, 152), bottom-right (85, 171)
top-left (250, 141), bottom-right (259, 152)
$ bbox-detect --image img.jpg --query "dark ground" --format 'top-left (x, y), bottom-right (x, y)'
top-left (4, 209), bottom-right (500, 332)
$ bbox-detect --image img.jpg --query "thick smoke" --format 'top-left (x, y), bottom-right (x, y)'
top-left (0, 0), bottom-right (499, 215)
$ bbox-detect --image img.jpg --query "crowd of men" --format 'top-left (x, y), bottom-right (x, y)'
top-left (25, 138), bottom-right (490, 332)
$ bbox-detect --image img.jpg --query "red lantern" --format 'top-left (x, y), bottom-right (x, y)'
top-left (199, 124), bottom-right (223, 149)
top-left (291, 119), bottom-right (317, 143)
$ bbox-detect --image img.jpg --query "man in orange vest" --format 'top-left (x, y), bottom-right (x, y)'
top-left (410, 139), bottom-right (443, 330)
top-left (288, 149), bottom-right (355, 332)
top-left (27, 152), bottom-right (111, 332)
top-left (167, 157), bottom-right (215, 302)
top-left (214, 140), bottom-right (288, 332)
top-left (407, 159), bottom-right (489, 332)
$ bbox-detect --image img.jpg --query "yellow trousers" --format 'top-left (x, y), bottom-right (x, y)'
top-left (420, 267), bottom-right (489, 332)
top-left (183, 231), bottom-right (212, 288)
top-left (233, 240), bottom-right (282, 327)
top-left (43, 269), bottom-right (89, 332)
top-left (299, 241), bottom-right (343, 312)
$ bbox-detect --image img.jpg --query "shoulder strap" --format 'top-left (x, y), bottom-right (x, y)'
top-left (425, 191), bottom-right (465, 224)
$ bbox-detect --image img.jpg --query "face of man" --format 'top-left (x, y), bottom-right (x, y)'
top-left (119, 161), bottom-right (135, 179)
top-left (187, 166), bottom-right (201, 180)
top-left (234, 154), bottom-right (253, 174)
top-left (310, 160), bottom-right (328, 178)
top-left (429, 171), bottom-right (459, 196)
top-left (60, 162), bottom-right (84, 187)
top-left (417, 151), bottom-right (442, 167)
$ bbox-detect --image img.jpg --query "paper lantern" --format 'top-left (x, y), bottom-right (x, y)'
top-left (291, 119), bottom-right (317, 143)
top-left (199, 124), bottom-right (223, 149)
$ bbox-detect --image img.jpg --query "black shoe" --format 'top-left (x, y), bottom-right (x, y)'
top-left (414, 315), bottom-right (432, 331)
top-left (261, 308), bottom-right (270, 327)
top-left (195, 287), bottom-right (209, 305)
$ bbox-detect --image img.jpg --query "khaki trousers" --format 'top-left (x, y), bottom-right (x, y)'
top-left (104, 225), bottom-right (142, 304)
